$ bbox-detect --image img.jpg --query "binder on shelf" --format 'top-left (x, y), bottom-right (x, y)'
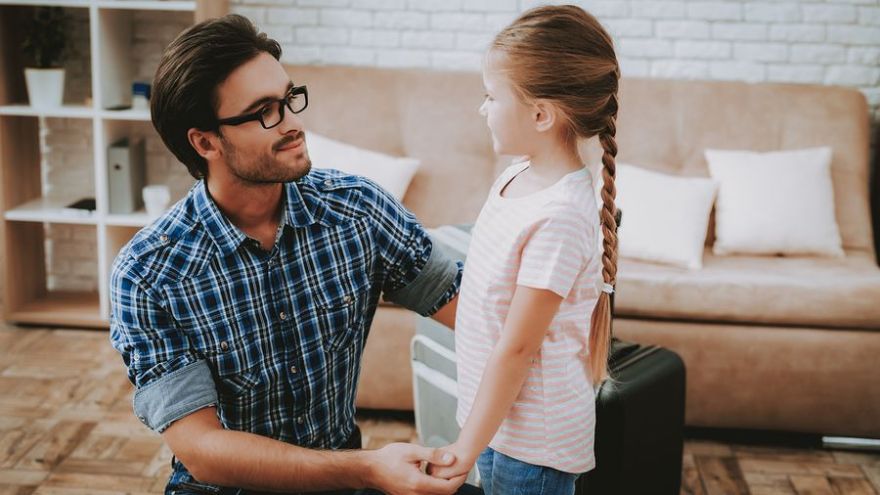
top-left (107, 138), bottom-right (146, 215)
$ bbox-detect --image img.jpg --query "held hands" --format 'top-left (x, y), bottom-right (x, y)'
top-left (367, 442), bottom-right (468, 495)
top-left (426, 442), bottom-right (479, 481)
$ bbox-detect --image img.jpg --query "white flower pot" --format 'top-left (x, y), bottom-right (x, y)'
top-left (24, 68), bottom-right (65, 109)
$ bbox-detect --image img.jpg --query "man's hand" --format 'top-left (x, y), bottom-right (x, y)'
top-left (426, 442), bottom-right (478, 481)
top-left (365, 443), bottom-right (467, 495)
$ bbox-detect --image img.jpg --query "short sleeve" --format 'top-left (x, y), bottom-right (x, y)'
top-left (516, 210), bottom-right (593, 299)
top-left (361, 179), bottom-right (462, 316)
top-left (109, 254), bottom-right (217, 433)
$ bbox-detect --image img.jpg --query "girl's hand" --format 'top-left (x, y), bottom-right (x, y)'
top-left (427, 442), bottom-right (480, 480)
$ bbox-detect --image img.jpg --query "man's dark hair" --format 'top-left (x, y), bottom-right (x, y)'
top-left (151, 14), bottom-right (282, 179)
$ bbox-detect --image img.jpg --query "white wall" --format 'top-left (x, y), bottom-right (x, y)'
top-left (43, 0), bottom-right (880, 291)
top-left (232, 0), bottom-right (880, 122)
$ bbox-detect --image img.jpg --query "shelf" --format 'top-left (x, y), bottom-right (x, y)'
top-left (0, 0), bottom-right (223, 330)
top-left (106, 211), bottom-right (151, 227)
top-left (4, 197), bottom-right (98, 225)
top-left (0, 104), bottom-right (94, 119)
top-left (9, 291), bottom-right (105, 328)
top-left (0, 1), bottom-right (90, 7)
top-left (95, 1), bottom-right (195, 12)
top-left (0, 1), bottom-right (194, 10)
top-left (99, 108), bottom-right (150, 121)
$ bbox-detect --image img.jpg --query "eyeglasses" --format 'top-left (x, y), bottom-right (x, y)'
top-left (214, 85), bottom-right (308, 130)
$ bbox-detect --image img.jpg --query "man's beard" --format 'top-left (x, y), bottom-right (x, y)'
top-left (222, 132), bottom-right (311, 184)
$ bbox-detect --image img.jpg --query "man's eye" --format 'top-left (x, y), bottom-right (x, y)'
top-left (259, 104), bottom-right (274, 117)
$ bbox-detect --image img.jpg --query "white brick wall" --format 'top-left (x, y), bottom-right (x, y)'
top-left (40, 0), bottom-right (880, 293)
top-left (227, 0), bottom-right (879, 122)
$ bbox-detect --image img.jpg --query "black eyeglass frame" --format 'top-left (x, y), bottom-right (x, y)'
top-left (213, 85), bottom-right (308, 130)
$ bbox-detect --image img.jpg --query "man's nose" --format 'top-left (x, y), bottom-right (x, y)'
top-left (278, 106), bottom-right (304, 134)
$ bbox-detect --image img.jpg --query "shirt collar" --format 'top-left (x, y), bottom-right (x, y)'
top-left (194, 179), bottom-right (322, 256)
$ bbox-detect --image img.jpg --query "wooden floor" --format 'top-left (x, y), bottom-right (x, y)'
top-left (0, 325), bottom-right (878, 495)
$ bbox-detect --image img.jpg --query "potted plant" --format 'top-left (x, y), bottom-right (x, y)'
top-left (21, 7), bottom-right (69, 109)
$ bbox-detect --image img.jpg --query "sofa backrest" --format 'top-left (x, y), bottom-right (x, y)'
top-left (286, 64), bottom-right (874, 256)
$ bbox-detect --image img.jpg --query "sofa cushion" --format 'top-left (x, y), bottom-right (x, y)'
top-left (616, 249), bottom-right (880, 329)
top-left (615, 163), bottom-right (718, 270)
top-left (308, 132), bottom-right (420, 200)
top-left (705, 147), bottom-right (844, 258)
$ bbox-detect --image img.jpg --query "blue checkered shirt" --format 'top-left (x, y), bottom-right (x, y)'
top-left (109, 169), bottom-right (462, 491)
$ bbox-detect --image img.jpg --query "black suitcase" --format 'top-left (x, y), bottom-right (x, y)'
top-left (576, 338), bottom-right (686, 495)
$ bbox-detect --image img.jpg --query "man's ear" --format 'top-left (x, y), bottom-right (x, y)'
top-left (533, 100), bottom-right (557, 133)
top-left (187, 127), bottom-right (221, 162)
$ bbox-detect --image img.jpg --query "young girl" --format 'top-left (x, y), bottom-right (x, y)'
top-left (430, 5), bottom-right (620, 494)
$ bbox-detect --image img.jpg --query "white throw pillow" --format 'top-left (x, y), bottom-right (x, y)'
top-left (613, 163), bottom-right (718, 270)
top-left (705, 147), bottom-right (844, 257)
top-left (306, 132), bottom-right (420, 200)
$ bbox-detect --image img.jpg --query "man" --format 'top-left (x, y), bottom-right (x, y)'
top-left (109, 14), bottom-right (477, 495)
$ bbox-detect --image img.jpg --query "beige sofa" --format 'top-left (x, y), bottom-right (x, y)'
top-left (288, 64), bottom-right (880, 438)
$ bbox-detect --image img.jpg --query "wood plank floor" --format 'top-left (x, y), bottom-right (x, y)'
top-left (0, 324), bottom-right (877, 495)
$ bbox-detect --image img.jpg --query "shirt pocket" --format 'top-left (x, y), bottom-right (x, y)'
top-left (208, 340), bottom-right (263, 398)
top-left (318, 291), bottom-right (362, 354)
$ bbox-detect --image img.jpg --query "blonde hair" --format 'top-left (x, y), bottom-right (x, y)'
top-left (491, 5), bottom-right (620, 386)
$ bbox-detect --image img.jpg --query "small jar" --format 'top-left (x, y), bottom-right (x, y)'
top-left (132, 81), bottom-right (151, 111)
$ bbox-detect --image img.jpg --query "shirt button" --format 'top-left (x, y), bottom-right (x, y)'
top-left (290, 365), bottom-right (298, 374)
top-left (297, 416), bottom-right (305, 425)
top-left (159, 234), bottom-right (169, 244)
top-left (279, 311), bottom-right (287, 321)
top-left (220, 341), bottom-right (229, 352)
top-left (343, 295), bottom-right (352, 304)
top-left (324, 179), bottom-right (332, 186)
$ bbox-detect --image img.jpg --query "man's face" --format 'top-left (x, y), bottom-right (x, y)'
top-left (212, 52), bottom-right (310, 184)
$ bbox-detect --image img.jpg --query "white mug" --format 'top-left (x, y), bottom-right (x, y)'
top-left (142, 184), bottom-right (171, 219)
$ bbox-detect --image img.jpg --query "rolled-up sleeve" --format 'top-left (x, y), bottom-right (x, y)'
top-left (364, 179), bottom-right (463, 316)
top-left (109, 254), bottom-right (217, 433)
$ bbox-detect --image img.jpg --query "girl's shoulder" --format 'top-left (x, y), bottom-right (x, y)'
top-left (491, 159), bottom-right (530, 190)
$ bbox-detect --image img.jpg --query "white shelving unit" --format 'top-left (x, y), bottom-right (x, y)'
top-left (0, 0), bottom-right (227, 328)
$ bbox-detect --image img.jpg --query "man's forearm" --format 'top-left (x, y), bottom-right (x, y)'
top-left (431, 295), bottom-right (458, 330)
top-left (187, 428), bottom-right (372, 492)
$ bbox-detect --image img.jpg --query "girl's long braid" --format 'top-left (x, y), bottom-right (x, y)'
top-left (588, 89), bottom-right (619, 386)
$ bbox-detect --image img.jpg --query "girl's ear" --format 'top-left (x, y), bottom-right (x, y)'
top-left (533, 99), bottom-right (557, 133)
top-left (188, 127), bottom-right (222, 162)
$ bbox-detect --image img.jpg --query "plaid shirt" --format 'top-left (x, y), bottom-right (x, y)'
top-left (109, 169), bottom-right (461, 492)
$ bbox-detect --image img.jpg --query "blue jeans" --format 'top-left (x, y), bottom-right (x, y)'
top-left (477, 448), bottom-right (578, 495)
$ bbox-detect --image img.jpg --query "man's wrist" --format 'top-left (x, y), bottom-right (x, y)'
top-left (349, 449), bottom-right (376, 490)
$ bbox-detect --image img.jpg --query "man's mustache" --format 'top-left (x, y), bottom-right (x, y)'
top-left (273, 132), bottom-right (305, 152)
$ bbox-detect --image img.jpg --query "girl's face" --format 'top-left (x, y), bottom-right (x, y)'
top-left (479, 57), bottom-right (537, 156)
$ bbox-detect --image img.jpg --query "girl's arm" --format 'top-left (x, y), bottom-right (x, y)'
top-left (432, 285), bottom-right (563, 478)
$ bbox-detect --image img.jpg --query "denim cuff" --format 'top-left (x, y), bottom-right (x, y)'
top-left (132, 360), bottom-right (218, 433)
top-left (385, 241), bottom-right (462, 317)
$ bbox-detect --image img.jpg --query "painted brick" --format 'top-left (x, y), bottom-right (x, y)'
top-left (734, 42), bottom-right (789, 62)
top-left (687, 2), bottom-right (742, 21)
top-left (656, 20), bottom-right (711, 39)
top-left (790, 44), bottom-right (847, 64)
top-left (674, 40), bottom-right (731, 59)
top-left (769, 24), bottom-right (825, 43)
top-left (320, 8), bottom-right (372, 27)
top-left (712, 22), bottom-right (768, 41)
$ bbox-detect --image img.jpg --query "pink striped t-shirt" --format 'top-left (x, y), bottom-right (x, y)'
top-left (455, 161), bottom-right (602, 474)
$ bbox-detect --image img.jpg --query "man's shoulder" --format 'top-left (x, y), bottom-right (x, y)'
top-left (302, 168), bottom-right (399, 222)
top-left (113, 193), bottom-right (210, 285)
top-left (306, 168), bottom-right (395, 203)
